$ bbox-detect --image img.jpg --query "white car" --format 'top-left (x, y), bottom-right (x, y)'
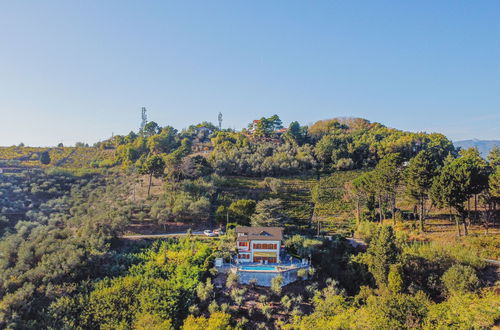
top-left (213, 229), bottom-right (225, 236)
top-left (203, 230), bottom-right (215, 237)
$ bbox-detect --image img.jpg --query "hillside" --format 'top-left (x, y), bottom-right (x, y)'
top-left (0, 146), bottom-right (115, 169)
top-left (0, 116), bottom-right (499, 329)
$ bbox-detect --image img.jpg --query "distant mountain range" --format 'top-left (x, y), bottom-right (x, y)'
top-left (454, 139), bottom-right (499, 157)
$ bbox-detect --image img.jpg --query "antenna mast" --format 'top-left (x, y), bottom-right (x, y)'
top-left (218, 112), bottom-right (223, 130)
top-left (140, 107), bottom-right (148, 132)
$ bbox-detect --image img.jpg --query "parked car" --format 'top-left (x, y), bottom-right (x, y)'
top-left (203, 230), bottom-right (215, 237)
top-left (213, 229), bottom-right (225, 236)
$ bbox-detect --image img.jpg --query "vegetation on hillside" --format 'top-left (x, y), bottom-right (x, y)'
top-left (0, 116), bottom-right (498, 328)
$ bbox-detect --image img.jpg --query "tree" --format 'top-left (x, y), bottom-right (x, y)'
top-left (134, 313), bottom-right (172, 330)
top-left (430, 154), bottom-right (483, 236)
top-left (182, 312), bottom-right (231, 330)
top-left (346, 173), bottom-right (376, 225)
top-left (405, 150), bottom-right (437, 232)
top-left (373, 153), bottom-right (402, 224)
top-left (250, 199), bottom-right (287, 227)
top-left (39, 151), bottom-right (51, 165)
top-left (283, 121), bottom-right (306, 145)
top-left (226, 272), bottom-right (238, 289)
top-left (487, 149), bottom-right (500, 223)
top-left (196, 278), bottom-right (214, 302)
top-left (268, 114), bottom-right (283, 131)
top-left (143, 121), bottom-right (161, 137)
top-left (180, 155), bottom-right (213, 179)
top-left (271, 275), bottom-right (284, 296)
top-left (424, 291), bottom-right (499, 329)
top-left (285, 235), bottom-right (322, 259)
top-left (388, 264), bottom-right (404, 294)
top-left (460, 148), bottom-right (489, 223)
top-left (490, 166), bottom-right (500, 198)
top-left (141, 155), bottom-right (166, 196)
top-left (314, 134), bottom-right (350, 170)
top-left (125, 130), bottom-right (138, 143)
top-left (363, 225), bottom-right (399, 288)
top-left (147, 126), bottom-right (178, 154)
top-left (252, 115), bottom-right (283, 138)
top-left (228, 200), bottom-right (256, 225)
top-left (352, 172), bottom-right (377, 223)
top-left (441, 264), bottom-right (480, 295)
top-left (262, 177), bottom-right (285, 193)
top-left (487, 146), bottom-right (500, 167)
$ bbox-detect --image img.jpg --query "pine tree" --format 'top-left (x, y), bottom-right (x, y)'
top-left (373, 153), bottom-right (402, 223)
top-left (430, 155), bottom-right (479, 235)
top-left (405, 150), bottom-right (437, 232)
top-left (366, 225), bottom-right (399, 288)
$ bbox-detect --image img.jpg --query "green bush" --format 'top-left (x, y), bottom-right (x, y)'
top-left (271, 275), bottom-right (284, 296)
top-left (441, 264), bottom-right (480, 295)
top-left (388, 264), bottom-right (404, 294)
top-left (355, 221), bottom-right (378, 243)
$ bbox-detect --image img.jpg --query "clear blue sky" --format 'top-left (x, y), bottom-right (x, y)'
top-left (1, 1), bottom-right (499, 146)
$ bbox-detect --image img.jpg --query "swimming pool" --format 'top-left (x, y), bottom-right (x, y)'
top-left (240, 265), bottom-right (277, 271)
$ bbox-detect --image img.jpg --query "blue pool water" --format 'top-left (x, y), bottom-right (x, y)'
top-left (240, 265), bottom-right (277, 271)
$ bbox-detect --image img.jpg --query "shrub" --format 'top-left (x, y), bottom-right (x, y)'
top-left (271, 275), bottom-right (284, 296)
top-left (226, 272), bottom-right (238, 289)
top-left (181, 312), bottom-right (231, 330)
top-left (335, 158), bottom-right (354, 170)
top-left (261, 303), bottom-right (273, 320)
top-left (355, 221), bottom-right (378, 243)
top-left (262, 177), bottom-right (285, 193)
top-left (388, 264), bottom-right (404, 294)
top-left (208, 300), bottom-right (219, 314)
top-left (441, 264), bottom-right (480, 295)
top-left (297, 268), bottom-right (307, 279)
top-left (196, 278), bottom-right (214, 302)
top-left (423, 291), bottom-right (500, 329)
top-left (133, 313), bottom-right (172, 330)
top-left (281, 295), bottom-right (293, 311)
top-left (230, 288), bottom-right (246, 306)
top-left (227, 199), bottom-right (256, 225)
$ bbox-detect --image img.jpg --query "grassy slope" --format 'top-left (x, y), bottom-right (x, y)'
top-left (0, 146), bottom-right (114, 168)
top-left (219, 176), bottom-right (316, 232)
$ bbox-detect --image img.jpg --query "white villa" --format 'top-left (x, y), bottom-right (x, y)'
top-left (235, 226), bottom-right (283, 264)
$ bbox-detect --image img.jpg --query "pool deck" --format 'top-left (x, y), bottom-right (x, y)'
top-left (232, 261), bottom-right (310, 286)
top-left (230, 260), bottom-right (309, 273)
top-left (215, 256), bottom-right (310, 286)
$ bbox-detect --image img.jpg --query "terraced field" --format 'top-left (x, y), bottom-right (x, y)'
top-left (0, 146), bottom-right (115, 169)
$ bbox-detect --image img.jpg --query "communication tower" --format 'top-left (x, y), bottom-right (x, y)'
top-left (218, 112), bottom-right (223, 130)
top-left (140, 107), bottom-right (148, 132)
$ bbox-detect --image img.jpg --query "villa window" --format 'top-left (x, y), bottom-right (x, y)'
top-left (253, 243), bottom-right (277, 250)
top-left (238, 242), bottom-right (249, 247)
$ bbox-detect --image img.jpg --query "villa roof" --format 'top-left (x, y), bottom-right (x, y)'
top-left (235, 226), bottom-right (283, 241)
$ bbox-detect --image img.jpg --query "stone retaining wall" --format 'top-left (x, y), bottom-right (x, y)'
top-left (237, 266), bottom-right (309, 287)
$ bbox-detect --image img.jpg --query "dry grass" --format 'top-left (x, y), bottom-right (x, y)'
top-left (388, 217), bottom-right (500, 260)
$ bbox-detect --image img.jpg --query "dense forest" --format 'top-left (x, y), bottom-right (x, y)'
top-left (0, 115), bottom-right (498, 329)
